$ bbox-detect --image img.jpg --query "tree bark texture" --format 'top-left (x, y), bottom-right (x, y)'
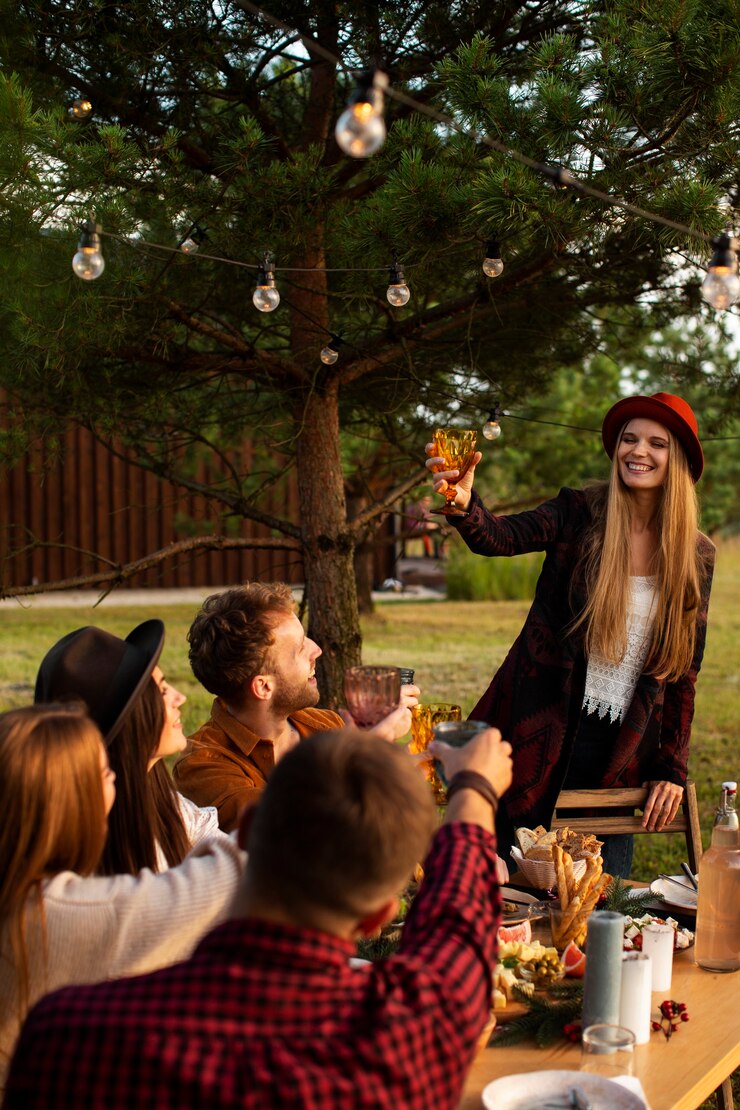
top-left (294, 380), bottom-right (361, 707)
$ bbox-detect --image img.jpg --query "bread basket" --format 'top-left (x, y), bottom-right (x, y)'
top-left (511, 847), bottom-right (591, 892)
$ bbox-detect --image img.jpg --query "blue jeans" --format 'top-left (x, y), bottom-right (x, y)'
top-left (600, 834), bottom-right (634, 879)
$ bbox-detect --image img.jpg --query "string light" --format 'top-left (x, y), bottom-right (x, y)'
top-left (335, 69), bottom-right (388, 158)
top-left (320, 335), bottom-right (343, 364)
top-left (386, 261), bottom-right (410, 307)
top-left (179, 226), bottom-right (207, 254)
top-left (69, 98), bottom-right (92, 120)
top-left (482, 239), bottom-right (504, 278)
top-left (701, 233), bottom-right (740, 311)
top-left (252, 254), bottom-right (280, 312)
top-left (482, 404), bottom-right (503, 440)
top-left (72, 218), bottom-right (105, 280)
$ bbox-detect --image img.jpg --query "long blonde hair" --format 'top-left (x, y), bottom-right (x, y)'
top-left (574, 431), bottom-right (706, 682)
top-left (0, 704), bottom-right (107, 1019)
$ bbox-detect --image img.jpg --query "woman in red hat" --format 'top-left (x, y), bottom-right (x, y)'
top-left (426, 392), bottom-right (714, 877)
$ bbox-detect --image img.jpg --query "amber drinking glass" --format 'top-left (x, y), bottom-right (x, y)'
top-left (430, 428), bottom-right (478, 516)
top-left (409, 702), bottom-right (462, 803)
top-left (343, 666), bottom-right (401, 728)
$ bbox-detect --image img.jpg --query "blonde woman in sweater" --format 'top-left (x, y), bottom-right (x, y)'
top-left (0, 702), bottom-right (246, 1090)
top-left (34, 619), bottom-right (232, 875)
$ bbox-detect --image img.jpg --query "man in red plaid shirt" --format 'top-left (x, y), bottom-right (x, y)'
top-left (5, 725), bottom-right (512, 1109)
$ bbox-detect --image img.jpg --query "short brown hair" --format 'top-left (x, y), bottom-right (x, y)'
top-left (244, 729), bottom-right (437, 919)
top-left (188, 583), bottom-right (296, 704)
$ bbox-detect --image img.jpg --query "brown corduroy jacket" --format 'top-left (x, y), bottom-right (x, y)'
top-left (173, 698), bottom-right (343, 832)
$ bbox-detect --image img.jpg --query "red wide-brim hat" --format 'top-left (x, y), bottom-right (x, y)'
top-left (602, 392), bottom-right (704, 482)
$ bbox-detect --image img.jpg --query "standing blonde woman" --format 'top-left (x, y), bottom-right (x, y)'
top-left (427, 392), bottom-right (714, 876)
top-left (0, 703), bottom-right (245, 1089)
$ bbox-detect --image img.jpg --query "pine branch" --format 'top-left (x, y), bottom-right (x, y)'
top-left (492, 983), bottom-right (583, 1048)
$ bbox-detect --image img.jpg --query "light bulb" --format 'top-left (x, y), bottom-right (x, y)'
top-left (320, 345), bottom-right (339, 365)
top-left (72, 219), bottom-right (105, 280)
top-left (701, 233), bottom-right (740, 310)
top-left (335, 70), bottom-right (388, 158)
top-left (72, 249), bottom-right (105, 280)
top-left (335, 103), bottom-right (386, 158)
top-left (180, 237), bottom-right (199, 254)
top-left (253, 285), bottom-right (280, 312)
top-left (387, 262), bottom-right (410, 307)
top-left (482, 419), bottom-right (502, 440)
top-left (482, 239), bottom-right (504, 278)
top-left (253, 259), bottom-right (280, 312)
top-left (69, 98), bottom-right (92, 120)
top-left (483, 257), bottom-right (504, 278)
top-left (387, 282), bottom-right (410, 306)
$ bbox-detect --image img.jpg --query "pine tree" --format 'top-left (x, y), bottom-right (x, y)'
top-left (0, 0), bottom-right (737, 701)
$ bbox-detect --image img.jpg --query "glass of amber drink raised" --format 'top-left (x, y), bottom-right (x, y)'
top-left (430, 428), bottom-right (477, 516)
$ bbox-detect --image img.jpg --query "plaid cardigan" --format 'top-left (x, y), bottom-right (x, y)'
top-left (453, 487), bottom-right (714, 831)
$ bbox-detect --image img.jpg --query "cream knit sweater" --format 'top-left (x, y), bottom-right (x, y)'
top-left (0, 833), bottom-right (245, 1090)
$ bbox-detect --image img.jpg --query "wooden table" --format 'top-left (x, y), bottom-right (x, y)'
top-left (459, 949), bottom-right (739, 1109)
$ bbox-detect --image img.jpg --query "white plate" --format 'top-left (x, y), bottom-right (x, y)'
top-left (500, 886), bottom-right (540, 923)
top-left (481, 1070), bottom-right (645, 1110)
top-left (650, 876), bottom-right (698, 910)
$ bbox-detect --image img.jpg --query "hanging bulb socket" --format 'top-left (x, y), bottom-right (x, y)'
top-left (320, 335), bottom-right (343, 365)
top-left (386, 261), bottom-right (410, 307)
top-left (482, 239), bottom-right (504, 278)
top-left (701, 233), bottom-right (740, 311)
top-left (335, 69), bottom-right (389, 158)
top-left (482, 404), bottom-right (503, 441)
top-left (253, 255), bottom-right (280, 313)
top-left (180, 225), bottom-right (207, 254)
top-left (72, 218), bottom-right (105, 280)
top-left (69, 97), bottom-right (93, 120)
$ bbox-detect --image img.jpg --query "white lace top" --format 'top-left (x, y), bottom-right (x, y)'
top-left (154, 793), bottom-right (231, 872)
top-left (582, 576), bottom-right (658, 724)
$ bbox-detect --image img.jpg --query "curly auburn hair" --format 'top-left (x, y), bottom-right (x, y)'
top-left (187, 583), bottom-right (296, 706)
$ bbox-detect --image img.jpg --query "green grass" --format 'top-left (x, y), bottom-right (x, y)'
top-left (2, 539), bottom-right (737, 877)
top-left (1, 542), bottom-right (737, 1106)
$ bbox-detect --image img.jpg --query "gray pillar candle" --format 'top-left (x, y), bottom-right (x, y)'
top-left (582, 911), bottom-right (625, 1029)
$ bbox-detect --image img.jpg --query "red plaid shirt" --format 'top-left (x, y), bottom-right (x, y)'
top-left (4, 823), bottom-right (501, 1109)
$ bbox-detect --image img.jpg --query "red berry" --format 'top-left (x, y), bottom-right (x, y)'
top-left (652, 1022), bottom-right (662, 1032)
top-left (681, 1013), bottom-right (689, 1022)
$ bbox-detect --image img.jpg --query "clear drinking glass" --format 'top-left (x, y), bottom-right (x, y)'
top-left (581, 1023), bottom-right (635, 1078)
top-left (343, 666), bottom-right (401, 728)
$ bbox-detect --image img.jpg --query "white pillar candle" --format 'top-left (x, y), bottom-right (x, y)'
top-left (619, 952), bottom-right (653, 1044)
top-left (641, 924), bottom-right (674, 991)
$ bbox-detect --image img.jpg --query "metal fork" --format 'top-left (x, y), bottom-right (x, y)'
top-left (543, 1086), bottom-right (592, 1109)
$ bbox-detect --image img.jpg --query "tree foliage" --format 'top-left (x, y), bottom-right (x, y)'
top-left (0, 0), bottom-right (738, 700)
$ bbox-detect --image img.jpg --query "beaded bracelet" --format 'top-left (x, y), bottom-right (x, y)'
top-left (446, 770), bottom-right (499, 814)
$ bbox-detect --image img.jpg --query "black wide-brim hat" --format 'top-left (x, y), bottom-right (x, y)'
top-left (34, 620), bottom-right (165, 743)
top-left (601, 391), bottom-right (704, 482)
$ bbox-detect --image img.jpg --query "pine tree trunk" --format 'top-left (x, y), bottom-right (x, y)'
top-left (294, 379), bottom-right (362, 708)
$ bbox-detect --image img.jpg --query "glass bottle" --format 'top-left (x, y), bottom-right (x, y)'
top-left (695, 781), bottom-right (740, 972)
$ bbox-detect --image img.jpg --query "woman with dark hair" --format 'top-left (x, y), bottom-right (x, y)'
top-left (35, 619), bottom-right (229, 875)
top-left (426, 392), bottom-right (714, 877)
top-left (0, 703), bottom-right (245, 1088)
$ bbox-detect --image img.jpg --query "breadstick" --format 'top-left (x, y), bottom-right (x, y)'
top-left (553, 844), bottom-right (569, 910)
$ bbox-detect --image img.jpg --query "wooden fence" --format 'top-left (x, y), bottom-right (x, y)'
top-left (0, 425), bottom-right (395, 592)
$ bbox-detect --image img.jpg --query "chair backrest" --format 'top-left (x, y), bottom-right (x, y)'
top-left (551, 779), bottom-right (703, 872)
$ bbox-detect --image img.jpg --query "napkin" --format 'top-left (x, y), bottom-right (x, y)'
top-left (613, 1075), bottom-right (651, 1109)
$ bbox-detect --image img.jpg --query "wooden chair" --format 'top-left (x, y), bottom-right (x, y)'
top-left (550, 778), bottom-right (704, 873)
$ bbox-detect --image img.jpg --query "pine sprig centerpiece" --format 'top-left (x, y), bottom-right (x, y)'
top-left (600, 876), bottom-right (655, 915)
top-left (491, 983), bottom-right (584, 1048)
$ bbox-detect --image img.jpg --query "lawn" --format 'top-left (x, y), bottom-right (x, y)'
top-left (1, 539), bottom-right (737, 876)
